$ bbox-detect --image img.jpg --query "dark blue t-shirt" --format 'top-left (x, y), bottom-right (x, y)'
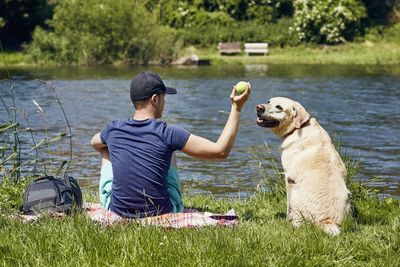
top-left (100, 119), bottom-right (190, 218)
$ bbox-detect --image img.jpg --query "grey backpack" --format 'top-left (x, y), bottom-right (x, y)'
top-left (22, 175), bottom-right (83, 215)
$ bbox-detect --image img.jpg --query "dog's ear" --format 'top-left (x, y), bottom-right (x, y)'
top-left (292, 102), bottom-right (310, 128)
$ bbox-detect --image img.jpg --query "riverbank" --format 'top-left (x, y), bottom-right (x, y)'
top-left (1, 189), bottom-right (399, 266)
top-left (197, 41), bottom-right (400, 65)
top-left (0, 51), bottom-right (34, 67)
top-left (1, 42), bottom-right (400, 68)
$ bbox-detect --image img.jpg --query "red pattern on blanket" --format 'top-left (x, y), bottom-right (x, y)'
top-left (85, 203), bottom-right (238, 228)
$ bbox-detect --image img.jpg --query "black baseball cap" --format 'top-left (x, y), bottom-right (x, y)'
top-left (130, 71), bottom-right (177, 102)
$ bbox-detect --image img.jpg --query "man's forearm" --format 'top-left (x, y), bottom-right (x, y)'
top-left (215, 104), bottom-right (241, 158)
top-left (181, 86), bottom-right (250, 160)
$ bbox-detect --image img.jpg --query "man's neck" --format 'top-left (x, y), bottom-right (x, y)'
top-left (132, 109), bottom-right (156, 120)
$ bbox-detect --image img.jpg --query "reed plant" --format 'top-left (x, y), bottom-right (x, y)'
top-left (0, 46), bottom-right (73, 212)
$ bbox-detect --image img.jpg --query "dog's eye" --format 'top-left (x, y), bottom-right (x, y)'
top-left (267, 100), bottom-right (270, 104)
top-left (276, 105), bottom-right (283, 111)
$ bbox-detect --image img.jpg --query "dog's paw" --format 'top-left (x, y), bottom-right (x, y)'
top-left (321, 223), bottom-right (340, 236)
top-left (291, 220), bottom-right (301, 228)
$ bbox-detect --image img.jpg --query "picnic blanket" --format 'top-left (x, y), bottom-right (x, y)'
top-left (12, 202), bottom-right (238, 228)
top-left (85, 203), bottom-right (238, 228)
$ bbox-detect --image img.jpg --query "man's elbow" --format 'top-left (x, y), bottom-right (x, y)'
top-left (90, 136), bottom-right (105, 150)
top-left (215, 149), bottom-right (230, 160)
top-left (90, 137), bottom-right (97, 148)
top-left (218, 153), bottom-right (229, 160)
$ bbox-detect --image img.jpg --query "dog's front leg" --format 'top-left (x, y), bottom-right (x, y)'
top-left (285, 175), bottom-right (295, 222)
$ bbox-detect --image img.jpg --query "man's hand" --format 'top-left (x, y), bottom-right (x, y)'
top-left (231, 82), bottom-right (251, 112)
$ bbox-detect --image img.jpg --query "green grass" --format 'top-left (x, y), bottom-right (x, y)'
top-left (0, 51), bottom-right (34, 67)
top-left (196, 41), bottom-right (400, 65)
top-left (1, 141), bottom-right (399, 266)
top-left (0, 189), bottom-right (399, 266)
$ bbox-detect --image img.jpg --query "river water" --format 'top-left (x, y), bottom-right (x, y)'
top-left (1, 64), bottom-right (399, 197)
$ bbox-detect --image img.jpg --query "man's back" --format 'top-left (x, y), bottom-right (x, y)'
top-left (100, 118), bottom-right (189, 218)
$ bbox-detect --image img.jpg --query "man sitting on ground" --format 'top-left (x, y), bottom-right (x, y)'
top-left (90, 71), bottom-right (250, 218)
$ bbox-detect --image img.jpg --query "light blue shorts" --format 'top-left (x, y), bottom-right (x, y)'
top-left (99, 161), bottom-right (184, 213)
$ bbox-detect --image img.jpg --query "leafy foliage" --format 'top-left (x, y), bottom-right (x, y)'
top-left (157, 0), bottom-right (293, 25)
top-left (1, 0), bottom-right (399, 58)
top-left (28, 0), bottom-right (181, 65)
top-left (383, 22), bottom-right (400, 42)
top-left (155, 0), bottom-right (297, 47)
top-left (0, 176), bottom-right (30, 212)
top-left (292, 0), bottom-right (367, 43)
top-left (361, 0), bottom-right (399, 25)
top-left (0, 0), bottom-right (53, 49)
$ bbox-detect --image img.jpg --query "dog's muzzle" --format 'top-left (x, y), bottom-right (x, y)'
top-left (256, 104), bottom-right (280, 128)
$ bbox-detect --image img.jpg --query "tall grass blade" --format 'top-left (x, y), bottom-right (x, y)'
top-left (0, 123), bottom-right (19, 132)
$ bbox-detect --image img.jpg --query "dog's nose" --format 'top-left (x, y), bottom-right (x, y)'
top-left (256, 104), bottom-right (265, 115)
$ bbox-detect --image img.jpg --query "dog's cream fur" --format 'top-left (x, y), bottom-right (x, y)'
top-left (256, 97), bottom-right (351, 235)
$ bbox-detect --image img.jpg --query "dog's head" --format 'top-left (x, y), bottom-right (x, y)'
top-left (256, 97), bottom-right (310, 138)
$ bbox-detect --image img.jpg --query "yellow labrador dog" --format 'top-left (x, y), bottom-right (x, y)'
top-left (256, 97), bottom-right (351, 235)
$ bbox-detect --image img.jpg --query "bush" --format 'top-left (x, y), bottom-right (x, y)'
top-left (0, 0), bottom-right (53, 49)
top-left (292, 0), bottom-right (367, 44)
top-left (28, 0), bottom-right (181, 65)
top-left (260, 18), bottom-right (300, 47)
top-left (362, 25), bottom-right (386, 42)
top-left (0, 177), bottom-right (30, 213)
top-left (384, 23), bottom-right (400, 42)
top-left (156, 0), bottom-right (297, 47)
top-left (359, 22), bottom-right (400, 43)
top-left (158, 0), bottom-right (293, 25)
top-left (180, 18), bottom-right (298, 48)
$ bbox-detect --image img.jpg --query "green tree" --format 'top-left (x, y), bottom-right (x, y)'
top-left (361, 0), bottom-right (399, 25)
top-left (153, 0), bottom-right (296, 47)
top-left (292, 0), bottom-right (367, 44)
top-left (156, 0), bottom-right (293, 26)
top-left (28, 0), bottom-right (181, 65)
top-left (0, 0), bottom-right (53, 49)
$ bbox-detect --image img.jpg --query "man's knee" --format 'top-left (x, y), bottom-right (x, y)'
top-left (102, 157), bottom-right (111, 166)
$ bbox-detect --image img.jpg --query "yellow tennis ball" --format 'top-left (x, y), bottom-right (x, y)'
top-left (235, 81), bottom-right (248, 94)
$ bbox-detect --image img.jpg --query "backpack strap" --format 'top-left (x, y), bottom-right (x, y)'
top-left (63, 175), bottom-right (83, 209)
top-left (34, 176), bottom-right (55, 182)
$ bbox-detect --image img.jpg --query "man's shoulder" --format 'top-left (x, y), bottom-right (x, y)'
top-left (102, 120), bottom-right (133, 135)
top-left (156, 120), bottom-right (186, 132)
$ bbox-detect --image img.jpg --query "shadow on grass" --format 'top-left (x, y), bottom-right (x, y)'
top-left (274, 212), bottom-right (286, 220)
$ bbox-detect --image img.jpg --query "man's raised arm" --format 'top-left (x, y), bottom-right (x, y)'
top-left (181, 83), bottom-right (251, 160)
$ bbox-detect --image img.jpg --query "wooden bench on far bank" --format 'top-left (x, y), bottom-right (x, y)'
top-left (244, 43), bottom-right (269, 56)
top-left (218, 42), bottom-right (241, 55)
